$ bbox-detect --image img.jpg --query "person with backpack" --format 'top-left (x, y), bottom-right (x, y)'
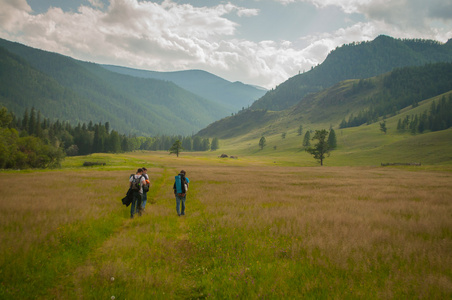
top-left (173, 170), bottom-right (189, 216)
top-left (141, 167), bottom-right (150, 212)
top-left (129, 168), bottom-right (146, 218)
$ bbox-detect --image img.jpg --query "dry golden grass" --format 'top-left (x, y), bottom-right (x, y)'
top-left (185, 164), bottom-right (452, 296)
top-left (0, 171), bottom-right (122, 253)
top-left (1, 153), bottom-right (452, 298)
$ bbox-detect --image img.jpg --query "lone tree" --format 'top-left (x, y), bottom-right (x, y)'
top-left (169, 140), bottom-right (184, 157)
top-left (380, 121), bottom-right (387, 134)
top-left (259, 136), bottom-right (266, 150)
top-left (306, 129), bottom-right (330, 166)
top-left (297, 125), bottom-right (303, 136)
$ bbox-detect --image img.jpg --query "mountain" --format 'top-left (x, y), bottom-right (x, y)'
top-left (197, 62), bottom-right (452, 139)
top-left (0, 38), bottom-right (230, 135)
top-left (0, 47), bottom-right (106, 123)
top-left (251, 35), bottom-right (452, 111)
top-left (102, 65), bottom-right (267, 112)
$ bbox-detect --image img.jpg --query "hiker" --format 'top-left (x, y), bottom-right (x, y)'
top-left (173, 170), bottom-right (190, 216)
top-left (141, 167), bottom-right (150, 211)
top-left (129, 168), bottom-right (146, 218)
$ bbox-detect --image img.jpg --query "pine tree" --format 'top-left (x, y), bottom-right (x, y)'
top-left (107, 130), bottom-right (122, 153)
top-left (297, 125), bottom-right (303, 136)
top-left (22, 108), bottom-right (29, 133)
top-left (259, 136), bottom-right (266, 150)
top-left (380, 121), bottom-right (387, 134)
top-left (202, 138), bottom-right (211, 151)
top-left (397, 119), bottom-right (402, 131)
top-left (36, 111), bottom-right (43, 138)
top-left (169, 140), bottom-right (183, 157)
top-left (28, 107), bottom-right (36, 136)
top-left (193, 136), bottom-right (202, 151)
top-left (211, 137), bottom-right (220, 151)
top-left (302, 131), bottom-right (311, 147)
top-left (182, 136), bottom-right (192, 151)
top-left (327, 129), bottom-right (337, 149)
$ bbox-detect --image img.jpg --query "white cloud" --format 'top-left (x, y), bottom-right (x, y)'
top-left (236, 7), bottom-right (259, 17)
top-left (0, 0), bottom-right (32, 32)
top-left (0, 0), bottom-right (451, 90)
top-left (0, 0), bottom-right (276, 86)
top-left (87, 0), bottom-right (104, 9)
top-left (278, 0), bottom-right (452, 40)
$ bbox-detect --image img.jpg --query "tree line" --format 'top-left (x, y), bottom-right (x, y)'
top-left (0, 107), bottom-right (64, 169)
top-left (340, 63), bottom-right (452, 129)
top-left (0, 106), bottom-right (220, 169)
top-left (396, 95), bottom-right (452, 134)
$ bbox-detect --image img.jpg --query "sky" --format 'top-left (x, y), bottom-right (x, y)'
top-left (1, 0), bottom-right (452, 89)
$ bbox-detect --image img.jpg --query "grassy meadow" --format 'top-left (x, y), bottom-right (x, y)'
top-left (1, 151), bottom-right (452, 299)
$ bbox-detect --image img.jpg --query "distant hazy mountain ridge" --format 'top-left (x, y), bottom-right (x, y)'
top-left (101, 65), bottom-right (266, 112)
top-left (0, 38), bottom-right (262, 136)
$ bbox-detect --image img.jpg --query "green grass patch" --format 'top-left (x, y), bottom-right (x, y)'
top-left (0, 214), bottom-right (124, 299)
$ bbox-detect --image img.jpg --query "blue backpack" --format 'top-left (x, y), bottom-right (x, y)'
top-left (175, 174), bottom-right (187, 194)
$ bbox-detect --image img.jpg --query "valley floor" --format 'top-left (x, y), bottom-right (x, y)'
top-left (1, 152), bottom-right (451, 299)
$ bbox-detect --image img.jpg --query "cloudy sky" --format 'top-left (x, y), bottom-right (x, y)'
top-left (1, 0), bottom-right (452, 89)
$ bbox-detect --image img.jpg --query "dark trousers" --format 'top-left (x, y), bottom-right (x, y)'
top-left (130, 191), bottom-right (142, 218)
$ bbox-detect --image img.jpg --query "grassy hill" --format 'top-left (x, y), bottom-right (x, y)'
top-left (251, 35), bottom-right (452, 111)
top-left (0, 38), bottom-right (230, 136)
top-left (198, 63), bottom-right (452, 166)
top-left (198, 63), bottom-right (452, 138)
top-left (212, 94), bottom-right (452, 167)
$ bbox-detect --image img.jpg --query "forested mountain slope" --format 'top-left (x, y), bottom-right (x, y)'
top-left (251, 35), bottom-right (452, 111)
top-left (198, 63), bottom-right (452, 139)
top-left (102, 65), bottom-right (266, 112)
top-left (0, 38), bottom-right (229, 135)
top-left (0, 47), bottom-right (107, 124)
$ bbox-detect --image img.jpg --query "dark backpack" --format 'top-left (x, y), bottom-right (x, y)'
top-left (130, 174), bottom-right (142, 191)
top-left (142, 174), bottom-right (150, 193)
top-left (179, 174), bottom-right (187, 194)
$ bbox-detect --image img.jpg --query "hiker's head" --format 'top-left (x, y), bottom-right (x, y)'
top-left (142, 167), bottom-right (147, 173)
top-left (180, 170), bottom-right (186, 175)
top-left (137, 168), bottom-right (143, 174)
